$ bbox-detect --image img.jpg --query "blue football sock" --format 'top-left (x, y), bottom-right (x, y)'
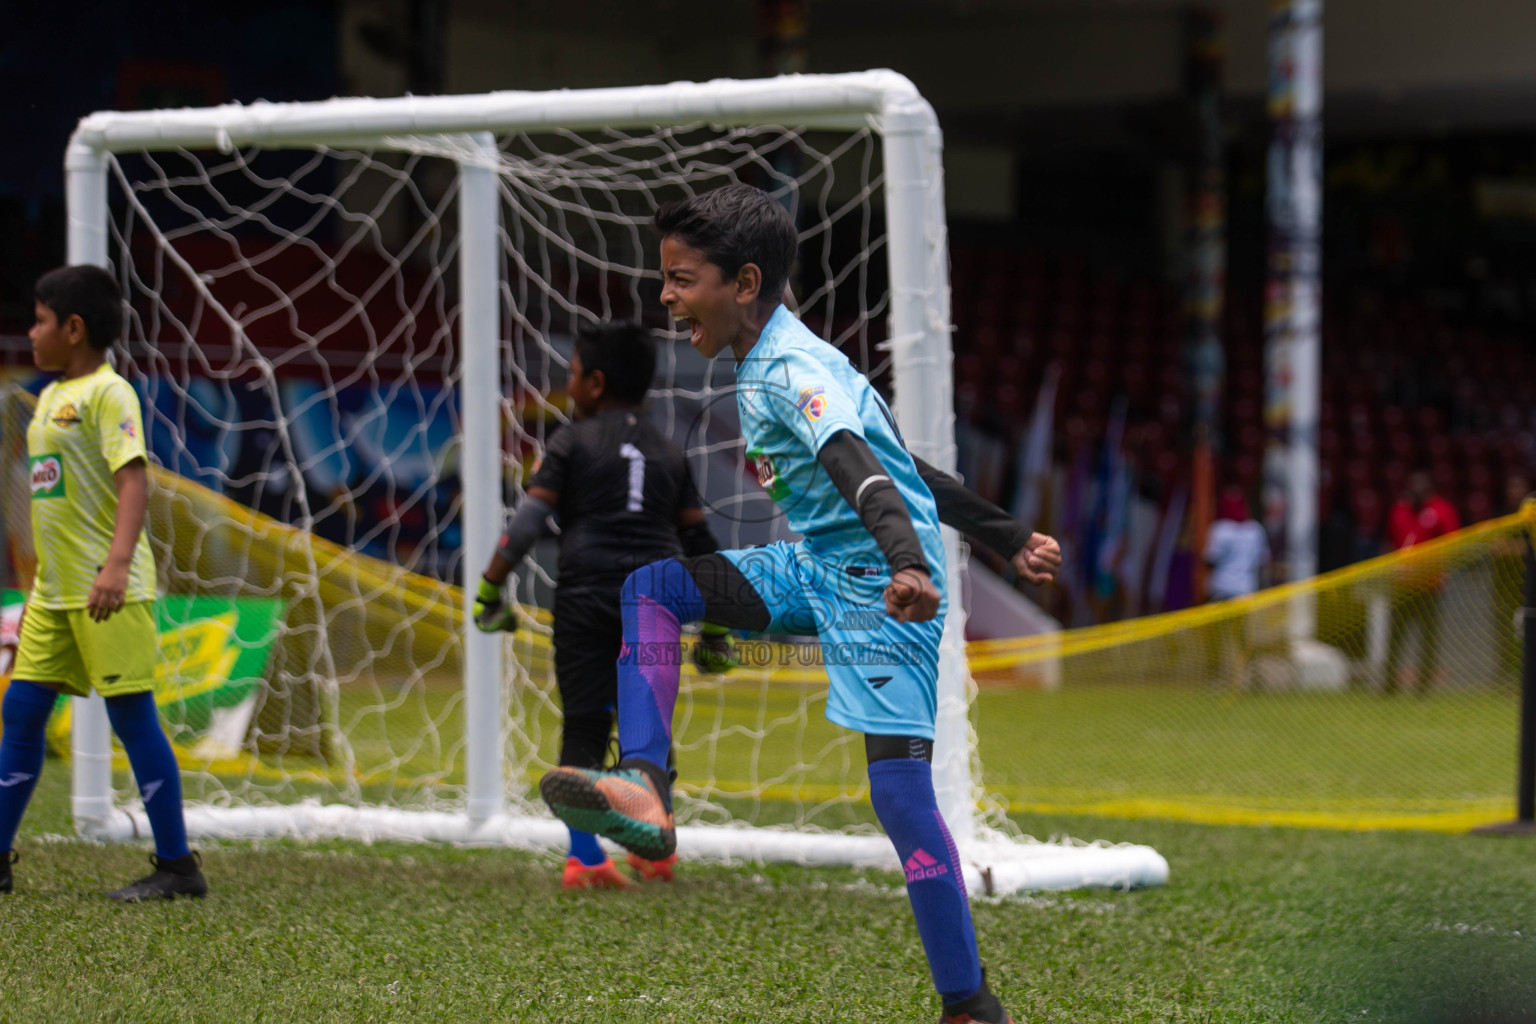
top-left (616, 560), bottom-right (705, 770)
top-left (568, 827), bottom-right (607, 867)
top-left (869, 757), bottom-right (983, 1004)
top-left (104, 690), bottom-right (189, 861)
top-left (0, 681), bottom-right (59, 852)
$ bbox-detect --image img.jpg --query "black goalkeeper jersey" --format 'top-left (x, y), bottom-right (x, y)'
top-left (527, 408), bottom-right (701, 596)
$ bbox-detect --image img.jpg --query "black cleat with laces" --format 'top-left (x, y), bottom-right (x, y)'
top-left (940, 973), bottom-right (1014, 1024)
top-left (0, 850), bottom-right (16, 894)
top-left (106, 851), bottom-right (208, 902)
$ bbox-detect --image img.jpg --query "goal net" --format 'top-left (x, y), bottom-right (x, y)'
top-left (38, 72), bottom-right (1166, 893)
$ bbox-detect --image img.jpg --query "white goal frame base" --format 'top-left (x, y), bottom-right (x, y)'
top-left (91, 805), bottom-right (1170, 894)
top-left (65, 69), bottom-right (1171, 895)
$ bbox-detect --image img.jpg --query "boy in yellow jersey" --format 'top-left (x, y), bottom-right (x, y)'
top-left (0, 265), bottom-right (206, 901)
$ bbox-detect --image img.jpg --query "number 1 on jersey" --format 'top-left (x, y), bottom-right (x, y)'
top-left (619, 443), bottom-right (645, 512)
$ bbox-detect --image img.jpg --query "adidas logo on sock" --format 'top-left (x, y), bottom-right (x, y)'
top-left (903, 847), bottom-right (949, 883)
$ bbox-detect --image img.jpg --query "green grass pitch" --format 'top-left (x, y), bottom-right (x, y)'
top-left (175, 673), bottom-right (1521, 834)
top-left (4, 767), bottom-right (1536, 1022)
top-left (5, 670), bottom-right (1530, 1020)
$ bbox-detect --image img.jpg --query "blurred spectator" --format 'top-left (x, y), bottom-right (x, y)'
top-left (1203, 486), bottom-right (1269, 688)
top-left (1501, 469), bottom-right (1532, 518)
top-left (1203, 487), bottom-right (1269, 601)
top-left (1383, 469), bottom-right (1461, 694)
top-left (1318, 490), bottom-right (1356, 573)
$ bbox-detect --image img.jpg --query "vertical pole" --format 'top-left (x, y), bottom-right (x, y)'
top-left (64, 140), bottom-right (116, 836)
top-left (1288, 0), bottom-right (1323, 595)
top-left (1518, 537), bottom-right (1535, 821)
top-left (881, 95), bottom-right (973, 844)
top-left (1183, 6), bottom-right (1226, 605)
top-left (458, 133), bottom-right (505, 827)
top-left (1263, 0), bottom-right (1323, 637)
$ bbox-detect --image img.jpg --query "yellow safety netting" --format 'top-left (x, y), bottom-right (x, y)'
top-left (4, 385), bottom-right (1528, 831)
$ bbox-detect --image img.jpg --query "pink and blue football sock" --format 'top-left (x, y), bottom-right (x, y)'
top-left (616, 560), bottom-right (705, 772)
top-left (869, 756), bottom-right (983, 1004)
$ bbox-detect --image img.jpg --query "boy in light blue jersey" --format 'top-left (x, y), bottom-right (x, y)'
top-left (729, 305), bottom-right (952, 738)
top-left (541, 184), bottom-right (1060, 1024)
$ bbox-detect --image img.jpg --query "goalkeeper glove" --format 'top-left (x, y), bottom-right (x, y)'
top-left (692, 622), bottom-right (739, 675)
top-left (472, 577), bottom-right (519, 633)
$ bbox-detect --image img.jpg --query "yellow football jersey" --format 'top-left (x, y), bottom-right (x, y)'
top-left (26, 363), bottom-right (156, 609)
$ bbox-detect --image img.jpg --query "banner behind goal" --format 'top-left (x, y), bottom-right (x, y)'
top-left (48, 72), bottom-right (1166, 893)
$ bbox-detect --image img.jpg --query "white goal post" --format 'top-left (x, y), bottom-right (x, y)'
top-left (61, 70), bottom-right (1166, 893)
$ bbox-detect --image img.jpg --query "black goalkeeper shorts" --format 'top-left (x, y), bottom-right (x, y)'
top-left (552, 587), bottom-right (623, 716)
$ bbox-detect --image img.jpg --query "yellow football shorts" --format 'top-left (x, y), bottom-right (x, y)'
top-left (12, 601), bottom-right (157, 698)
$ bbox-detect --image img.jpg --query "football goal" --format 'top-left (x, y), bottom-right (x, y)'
top-left (51, 70), bottom-right (1166, 893)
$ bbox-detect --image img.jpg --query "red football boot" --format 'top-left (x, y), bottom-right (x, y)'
top-left (626, 851), bottom-right (678, 882)
top-left (561, 856), bottom-right (631, 890)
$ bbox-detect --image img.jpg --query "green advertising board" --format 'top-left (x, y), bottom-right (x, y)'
top-left (151, 594), bottom-right (286, 740)
top-left (1, 591), bottom-right (286, 757)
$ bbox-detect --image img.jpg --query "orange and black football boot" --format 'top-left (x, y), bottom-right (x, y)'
top-left (539, 757), bottom-right (675, 862)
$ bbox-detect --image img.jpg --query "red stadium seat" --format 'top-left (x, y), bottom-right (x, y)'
top-left (956, 353), bottom-right (984, 389)
top-left (970, 324), bottom-right (1001, 358)
top-left (1466, 462), bottom-right (1494, 494)
top-left (995, 355), bottom-right (1025, 391)
top-left (1415, 407), bottom-right (1444, 436)
top-left (1431, 461), bottom-right (1458, 496)
top-left (1229, 395), bottom-right (1260, 427)
top-left (992, 382), bottom-right (1021, 410)
top-left (1387, 430), bottom-right (1417, 463)
top-left (1382, 461), bottom-right (1408, 500)
top-left (1463, 490), bottom-right (1494, 524)
top-left (1154, 449), bottom-right (1184, 483)
top-left (1231, 453), bottom-right (1260, 491)
top-left (1350, 430), bottom-right (1379, 459)
top-left (1352, 489), bottom-right (1384, 534)
top-left (1238, 423), bottom-right (1266, 457)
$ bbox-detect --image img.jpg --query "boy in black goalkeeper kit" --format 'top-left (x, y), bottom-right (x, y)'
top-left (472, 320), bottom-right (732, 888)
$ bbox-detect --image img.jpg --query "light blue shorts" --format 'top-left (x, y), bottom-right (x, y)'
top-left (720, 541), bottom-right (943, 740)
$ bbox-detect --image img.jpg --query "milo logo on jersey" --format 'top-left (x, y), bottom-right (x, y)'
top-left (748, 448), bottom-right (790, 503)
top-left (28, 455), bottom-right (65, 498)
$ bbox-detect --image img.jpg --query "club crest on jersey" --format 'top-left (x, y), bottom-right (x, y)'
top-left (796, 386), bottom-right (827, 421)
top-left (51, 402), bottom-right (80, 426)
top-left (750, 450), bottom-right (789, 502)
top-left (29, 455), bottom-right (65, 498)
